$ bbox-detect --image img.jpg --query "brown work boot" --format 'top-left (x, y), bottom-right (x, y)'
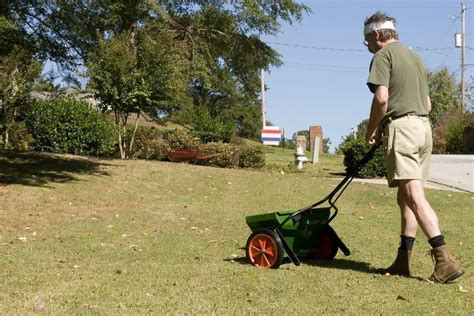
top-left (429, 245), bottom-right (464, 283)
top-left (378, 249), bottom-right (412, 277)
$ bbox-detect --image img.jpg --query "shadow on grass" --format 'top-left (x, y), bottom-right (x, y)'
top-left (305, 258), bottom-right (380, 274)
top-left (0, 150), bottom-right (112, 187)
top-left (330, 172), bottom-right (347, 177)
top-left (225, 256), bottom-right (380, 275)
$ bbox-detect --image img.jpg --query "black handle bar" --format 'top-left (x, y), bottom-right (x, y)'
top-left (280, 144), bottom-right (381, 226)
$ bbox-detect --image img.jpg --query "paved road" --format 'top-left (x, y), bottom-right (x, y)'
top-left (430, 155), bottom-right (474, 193)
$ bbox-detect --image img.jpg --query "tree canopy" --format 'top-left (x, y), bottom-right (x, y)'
top-left (2, 1), bottom-right (311, 147)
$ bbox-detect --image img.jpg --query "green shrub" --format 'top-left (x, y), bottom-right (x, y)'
top-left (130, 126), bottom-right (170, 160)
top-left (197, 142), bottom-right (238, 168)
top-left (190, 107), bottom-right (234, 143)
top-left (239, 145), bottom-right (265, 168)
top-left (26, 98), bottom-right (116, 156)
top-left (464, 112), bottom-right (474, 154)
top-left (162, 128), bottom-right (200, 151)
top-left (434, 112), bottom-right (471, 154)
top-left (342, 139), bottom-right (385, 178)
top-left (445, 113), bottom-right (466, 154)
top-left (8, 122), bottom-right (34, 151)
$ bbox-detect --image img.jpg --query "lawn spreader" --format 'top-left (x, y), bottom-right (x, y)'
top-left (245, 145), bottom-right (379, 269)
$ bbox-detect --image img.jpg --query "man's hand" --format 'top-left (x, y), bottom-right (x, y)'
top-left (366, 129), bottom-right (381, 146)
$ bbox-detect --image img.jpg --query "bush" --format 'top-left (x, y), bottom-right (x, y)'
top-left (445, 113), bottom-right (466, 154)
top-left (433, 112), bottom-right (471, 154)
top-left (162, 128), bottom-right (200, 151)
top-left (197, 142), bottom-right (238, 168)
top-left (8, 122), bottom-right (34, 151)
top-left (239, 145), bottom-right (265, 168)
top-left (26, 98), bottom-right (116, 156)
top-left (130, 126), bottom-right (170, 160)
top-left (189, 107), bottom-right (234, 143)
top-left (342, 139), bottom-right (385, 178)
top-left (464, 112), bottom-right (474, 154)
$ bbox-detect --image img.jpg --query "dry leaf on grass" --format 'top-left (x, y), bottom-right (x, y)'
top-left (396, 295), bottom-right (408, 301)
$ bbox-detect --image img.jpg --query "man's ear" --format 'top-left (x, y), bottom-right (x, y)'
top-left (374, 30), bottom-right (381, 41)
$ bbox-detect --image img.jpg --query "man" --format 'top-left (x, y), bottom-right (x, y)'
top-left (363, 12), bottom-right (463, 283)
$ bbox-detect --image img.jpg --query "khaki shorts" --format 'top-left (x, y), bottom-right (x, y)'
top-left (382, 115), bottom-right (432, 188)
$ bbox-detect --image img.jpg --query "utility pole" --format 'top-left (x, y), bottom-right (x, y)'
top-left (461, 2), bottom-right (466, 113)
top-left (260, 69), bottom-right (266, 128)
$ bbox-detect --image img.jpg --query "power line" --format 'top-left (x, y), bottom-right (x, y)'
top-left (283, 62), bottom-right (366, 73)
top-left (414, 47), bottom-right (460, 60)
top-left (267, 41), bottom-right (461, 56)
top-left (267, 41), bottom-right (366, 52)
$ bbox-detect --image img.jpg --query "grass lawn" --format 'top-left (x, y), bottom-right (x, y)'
top-left (0, 150), bottom-right (472, 314)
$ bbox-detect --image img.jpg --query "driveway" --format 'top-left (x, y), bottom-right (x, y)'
top-left (430, 155), bottom-right (474, 193)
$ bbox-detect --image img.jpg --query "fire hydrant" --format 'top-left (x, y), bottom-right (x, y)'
top-left (294, 145), bottom-right (309, 171)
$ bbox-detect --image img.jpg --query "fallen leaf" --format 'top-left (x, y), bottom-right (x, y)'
top-left (458, 285), bottom-right (468, 293)
top-left (17, 237), bottom-right (28, 242)
top-left (396, 295), bottom-right (408, 301)
top-left (190, 227), bottom-right (198, 230)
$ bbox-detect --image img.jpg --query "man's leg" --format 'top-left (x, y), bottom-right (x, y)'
top-left (397, 188), bottom-right (418, 238)
top-left (398, 180), bottom-right (440, 238)
top-left (398, 179), bottom-right (463, 283)
top-left (379, 188), bottom-right (418, 277)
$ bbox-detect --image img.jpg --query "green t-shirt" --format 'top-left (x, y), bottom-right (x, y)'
top-left (367, 42), bottom-right (429, 126)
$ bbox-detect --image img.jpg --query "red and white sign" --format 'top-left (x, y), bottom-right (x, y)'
top-left (261, 126), bottom-right (281, 145)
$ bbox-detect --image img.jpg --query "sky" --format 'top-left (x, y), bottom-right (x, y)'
top-left (261, 0), bottom-right (474, 151)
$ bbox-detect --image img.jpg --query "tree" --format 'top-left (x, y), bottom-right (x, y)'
top-left (427, 68), bottom-right (459, 127)
top-left (3, 1), bottom-right (311, 145)
top-left (88, 29), bottom-right (188, 158)
top-left (0, 15), bottom-right (41, 148)
top-left (466, 76), bottom-right (474, 112)
top-left (0, 0), bottom-right (310, 138)
top-left (322, 137), bottom-right (331, 153)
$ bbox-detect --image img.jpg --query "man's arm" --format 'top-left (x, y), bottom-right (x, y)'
top-left (366, 85), bottom-right (388, 145)
top-left (427, 96), bottom-right (432, 113)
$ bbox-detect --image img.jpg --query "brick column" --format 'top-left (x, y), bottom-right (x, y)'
top-left (309, 126), bottom-right (323, 154)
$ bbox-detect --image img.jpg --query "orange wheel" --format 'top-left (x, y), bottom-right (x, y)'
top-left (246, 229), bottom-right (283, 269)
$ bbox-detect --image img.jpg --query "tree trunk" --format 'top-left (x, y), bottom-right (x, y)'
top-left (115, 110), bottom-right (125, 159)
top-left (4, 130), bottom-right (9, 149)
top-left (128, 111), bottom-right (140, 157)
